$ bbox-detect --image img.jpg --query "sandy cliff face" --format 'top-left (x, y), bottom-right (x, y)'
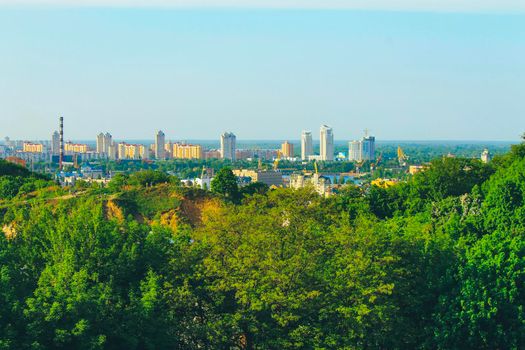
top-left (2, 223), bottom-right (17, 240)
top-left (105, 199), bottom-right (126, 222)
top-left (104, 187), bottom-right (222, 232)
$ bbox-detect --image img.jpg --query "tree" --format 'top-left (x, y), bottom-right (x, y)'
top-left (240, 182), bottom-right (269, 197)
top-left (211, 168), bottom-right (239, 202)
top-left (434, 230), bottom-right (525, 349)
top-left (129, 170), bottom-right (171, 187)
top-left (107, 173), bottom-right (129, 192)
top-left (0, 177), bottom-right (23, 199)
top-left (0, 160), bottom-right (30, 177)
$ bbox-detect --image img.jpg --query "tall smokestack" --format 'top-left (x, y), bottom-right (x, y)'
top-left (59, 116), bottom-right (64, 170)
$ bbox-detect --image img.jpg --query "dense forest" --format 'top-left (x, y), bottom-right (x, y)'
top-left (0, 138), bottom-right (524, 349)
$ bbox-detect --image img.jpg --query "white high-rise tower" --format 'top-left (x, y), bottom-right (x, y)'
top-left (96, 133), bottom-right (105, 154)
top-left (155, 130), bottom-right (166, 160)
top-left (220, 132), bottom-right (236, 161)
top-left (301, 131), bottom-right (313, 161)
top-left (103, 133), bottom-right (112, 154)
top-left (51, 131), bottom-right (60, 155)
top-left (320, 125), bottom-right (334, 161)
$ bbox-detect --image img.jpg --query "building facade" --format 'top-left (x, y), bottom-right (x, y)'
top-left (301, 131), bottom-right (313, 160)
top-left (320, 125), bottom-right (334, 161)
top-left (23, 142), bottom-right (44, 153)
top-left (117, 143), bottom-right (147, 160)
top-left (233, 169), bottom-right (283, 187)
top-left (51, 131), bottom-right (60, 155)
top-left (155, 130), bottom-right (166, 160)
top-left (481, 148), bottom-right (492, 163)
top-left (348, 135), bottom-right (375, 162)
top-left (281, 141), bottom-right (294, 158)
top-left (96, 133), bottom-right (105, 154)
top-left (108, 142), bottom-right (117, 160)
top-left (64, 142), bottom-right (89, 154)
top-left (361, 136), bottom-right (375, 161)
top-left (220, 132), bottom-right (236, 160)
top-left (348, 140), bottom-right (362, 162)
top-left (103, 133), bottom-right (112, 155)
top-left (204, 150), bottom-right (221, 160)
top-left (172, 143), bottom-right (203, 159)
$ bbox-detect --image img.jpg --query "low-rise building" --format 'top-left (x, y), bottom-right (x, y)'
top-left (203, 150), bottom-right (221, 160)
top-left (65, 142), bottom-right (89, 154)
top-left (172, 143), bottom-right (202, 159)
top-left (409, 165), bottom-right (427, 175)
top-left (117, 143), bottom-right (148, 160)
top-left (289, 173), bottom-right (332, 196)
top-left (233, 169), bottom-right (283, 187)
top-left (23, 142), bottom-right (44, 153)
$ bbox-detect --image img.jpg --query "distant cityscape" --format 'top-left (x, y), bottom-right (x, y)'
top-left (0, 117), bottom-right (378, 165)
top-left (0, 116), bottom-right (499, 196)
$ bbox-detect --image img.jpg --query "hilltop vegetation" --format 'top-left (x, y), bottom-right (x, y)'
top-left (0, 140), bottom-right (524, 349)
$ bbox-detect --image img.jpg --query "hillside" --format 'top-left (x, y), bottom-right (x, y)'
top-left (0, 142), bottom-right (524, 349)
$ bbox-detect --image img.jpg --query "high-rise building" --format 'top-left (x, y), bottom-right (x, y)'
top-left (96, 132), bottom-right (112, 156)
top-left (155, 130), bottom-right (166, 160)
top-left (103, 133), bottom-right (112, 154)
top-left (481, 148), bottom-right (492, 163)
top-left (301, 131), bottom-right (313, 161)
top-left (96, 133), bottom-right (105, 154)
top-left (348, 133), bottom-right (375, 162)
top-left (108, 142), bottom-right (117, 160)
top-left (320, 125), bottom-right (334, 161)
top-left (59, 117), bottom-right (64, 169)
top-left (51, 131), bottom-right (60, 155)
top-left (220, 132), bottom-right (236, 160)
top-left (361, 136), bottom-right (375, 161)
top-left (348, 140), bottom-right (362, 162)
top-left (281, 141), bottom-right (294, 158)
top-left (164, 141), bottom-right (173, 159)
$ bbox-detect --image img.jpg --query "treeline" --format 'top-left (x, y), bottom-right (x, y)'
top-left (0, 160), bottom-right (56, 200)
top-left (0, 140), bottom-right (524, 349)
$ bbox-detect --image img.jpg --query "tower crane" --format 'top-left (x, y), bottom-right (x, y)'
top-left (397, 146), bottom-right (408, 167)
top-left (273, 151), bottom-right (281, 171)
top-left (370, 152), bottom-right (383, 172)
top-left (355, 159), bottom-right (365, 174)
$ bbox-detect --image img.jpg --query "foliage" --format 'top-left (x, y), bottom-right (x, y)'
top-left (211, 167), bottom-right (239, 202)
top-left (0, 138), bottom-right (523, 349)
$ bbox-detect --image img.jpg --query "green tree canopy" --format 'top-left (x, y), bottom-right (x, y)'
top-left (211, 167), bottom-right (239, 202)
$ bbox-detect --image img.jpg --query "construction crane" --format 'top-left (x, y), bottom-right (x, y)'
top-left (370, 152), bottom-right (383, 172)
top-left (355, 160), bottom-right (365, 174)
top-left (73, 154), bottom-right (80, 169)
top-left (273, 151), bottom-right (281, 171)
top-left (397, 146), bottom-right (408, 167)
top-left (376, 152), bottom-right (383, 165)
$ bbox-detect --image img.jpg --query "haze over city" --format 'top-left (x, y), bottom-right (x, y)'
top-left (0, 0), bottom-right (523, 141)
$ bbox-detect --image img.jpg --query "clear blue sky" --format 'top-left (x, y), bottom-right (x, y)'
top-left (0, 3), bottom-right (524, 141)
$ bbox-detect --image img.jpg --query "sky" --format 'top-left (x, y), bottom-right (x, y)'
top-left (0, 1), bottom-right (524, 141)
